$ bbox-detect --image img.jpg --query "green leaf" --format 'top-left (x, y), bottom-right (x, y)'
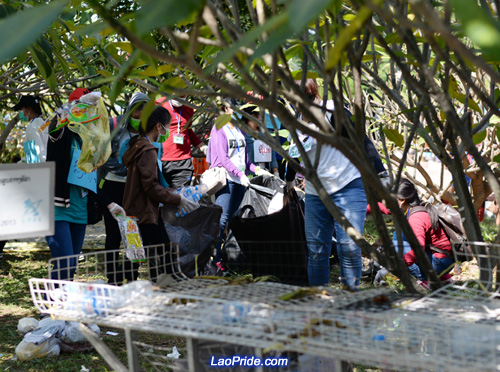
top-left (29, 45), bottom-right (56, 91)
top-left (382, 128), bottom-right (404, 147)
top-left (136, 0), bottom-right (206, 35)
top-left (290, 70), bottom-right (319, 80)
top-left (251, 0), bottom-right (333, 63)
top-left (450, 0), bottom-right (500, 61)
top-left (215, 114), bottom-right (232, 130)
top-left (326, 5), bottom-right (374, 71)
top-left (472, 125), bottom-right (487, 145)
top-left (161, 76), bottom-right (188, 90)
top-left (138, 64), bottom-right (175, 77)
top-left (0, 0), bottom-right (66, 65)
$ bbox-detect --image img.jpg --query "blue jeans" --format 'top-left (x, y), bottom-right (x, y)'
top-left (396, 234), bottom-right (455, 279)
top-left (305, 178), bottom-right (367, 290)
top-left (215, 180), bottom-right (247, 261)
top-left (432, 255), bottom-right (455, 277)
top-left (397, 240), bottom-right (423, 279)
top-left (46, 221), bottom-right (86, 280)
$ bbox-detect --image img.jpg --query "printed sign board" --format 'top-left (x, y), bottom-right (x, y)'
top-left (0, 162), bottom-right (55, 239)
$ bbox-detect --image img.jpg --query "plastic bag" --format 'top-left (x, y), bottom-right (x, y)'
top-left (23, 319), bottom-right (66, 345)
top-left (117, 216), bottom-right (146, 263)
top-left (60, 322), bottom-right (100, 344)
top-left (17, 317), bottom-right (39, 335)
top-left (15, 338), bottom-right (61, 360)
top-left (61, 92), bottom-right (111, 172)
top-left (162, 201), bottom-right (222, 277)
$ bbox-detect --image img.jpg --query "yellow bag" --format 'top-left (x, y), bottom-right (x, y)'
top-left (62, 92), bottom-right (111, 173)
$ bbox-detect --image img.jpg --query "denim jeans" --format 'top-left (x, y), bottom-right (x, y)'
top-left (215, 180), bottom-right (247, 261)
top-left (46, 221), bottom-right (86, 280)
top-left (305, 178), bottom-right (367, 290)
top-left (396, 237), bottom-right (454, 279)
top-left (432, 255), bottom-right (455, 277)
top-left (397, 240), bottom-right (423, 279)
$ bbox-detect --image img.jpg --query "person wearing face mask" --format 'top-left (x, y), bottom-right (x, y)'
top-left (156, 96), bottom-right (208, 188)
top-left (45, 88), bottom-right (126, 281)
top-left (206, 101), bottom-right (258, 270)
top-left (12, 95), bottom-right (48, 162)
top-left (122, 105), bottom-right (198, 280)
top-left (97, 92), bottom-right (149, 283)
top-left (395, 178), bottom-right (454, 288)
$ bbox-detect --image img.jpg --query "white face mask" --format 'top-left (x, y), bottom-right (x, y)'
top-left (170, 99), bottom-right (183, 107)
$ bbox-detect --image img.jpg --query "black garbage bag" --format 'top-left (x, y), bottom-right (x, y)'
top-left (162, 201), bottom-right (222, 277)
top-left (224, 177), bottom-right (284, 271)
top-left (228, 188), bottom-right (308, 285)
top-left (248, 174), bottom-right (284, 193)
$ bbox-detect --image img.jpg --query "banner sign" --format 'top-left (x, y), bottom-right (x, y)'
top-left (0, 162), bottom-right (55, 239)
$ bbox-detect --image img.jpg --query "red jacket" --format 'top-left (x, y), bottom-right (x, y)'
top-left (403, 208), bottom-right (452, 266)
top-left (156, 98), bottom-right (202, 161)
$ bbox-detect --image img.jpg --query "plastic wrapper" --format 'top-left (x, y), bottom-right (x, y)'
top-left (17, 317), bottom-right (39, 335)
top-left (117, 215), bottom-right (146, 263)
top-left (58, 92), bottom-right (111, 172)
top-left (15, 338), bottom-right (61, 360)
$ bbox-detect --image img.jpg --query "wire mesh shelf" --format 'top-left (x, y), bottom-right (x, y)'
top-left (27, 240), bottom-right (500, 371)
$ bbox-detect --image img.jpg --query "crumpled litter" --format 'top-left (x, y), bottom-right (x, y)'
top-left (167, 346), bottom-right (180, 359)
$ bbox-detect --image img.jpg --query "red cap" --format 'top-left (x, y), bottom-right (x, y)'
top-left (69, 88), bottom-right (90, 102)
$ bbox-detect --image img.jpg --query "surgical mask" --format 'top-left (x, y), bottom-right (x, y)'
top-left (130, 117), bottom-right (141, 131)
top-left (158, 129), bottom-right (169, 143)
top-left (170, 99), bottom-right (183, 107)
top-left (19, 111), bottom-right (29, 122)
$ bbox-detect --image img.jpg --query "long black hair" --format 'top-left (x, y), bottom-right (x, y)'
top-left (138, 105), bottom-right (170, 136)
top-left (397, 178), bottom-right (440, 230)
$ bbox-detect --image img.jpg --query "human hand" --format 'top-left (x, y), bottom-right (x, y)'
top-left (199, 144), bottom-right (208, 155)
top-left (255, 166), bottom-right (273, 177)
top-left (176, 195), bottom-right (200, 217)
top-left (373, 267), bottom-right (389, 287)
top-left (240, 175), bottom-right (251, 188)
top-left (107, 202), bottom-right (126, 220)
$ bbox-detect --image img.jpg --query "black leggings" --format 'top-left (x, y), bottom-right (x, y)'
top-left (100, 180), bottom-right (140, 284)
top-left (139, 216), bottom-right (172, 282)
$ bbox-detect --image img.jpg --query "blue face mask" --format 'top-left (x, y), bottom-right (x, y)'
top-left (19, 111), bottom-right (29, 122)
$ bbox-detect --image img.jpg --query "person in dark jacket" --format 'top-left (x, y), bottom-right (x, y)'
top-left (97, 92), bottom-right (149, 283)
top-left (122, 105), bottom-right (198, 280)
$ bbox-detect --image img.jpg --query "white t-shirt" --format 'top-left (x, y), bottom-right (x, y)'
top-left (223, 125), bottom-right (246, 184)
top-left (303, 100), bottom-right (361, 196)
top-left (25, 116), bottom-right (48, 162)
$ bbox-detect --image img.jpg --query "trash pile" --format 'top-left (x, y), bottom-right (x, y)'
top-left (15, 317), bottom-right (100, 360)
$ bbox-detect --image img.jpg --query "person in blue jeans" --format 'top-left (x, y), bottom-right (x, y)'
top-left (206, 103), bottom-right (269, 269)
top-left (396, 178), bottom-right (455, 285)
top-left (46, 89), bottom-right (125, 281)
top-left (295, 79), bottom-right (369, 290)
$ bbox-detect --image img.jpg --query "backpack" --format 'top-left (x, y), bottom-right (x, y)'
top-left (409, 204), bottom-right (473, 262)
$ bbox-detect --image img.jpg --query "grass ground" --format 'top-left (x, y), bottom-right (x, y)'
top-left (0, 216), bottom-right (497, 371)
